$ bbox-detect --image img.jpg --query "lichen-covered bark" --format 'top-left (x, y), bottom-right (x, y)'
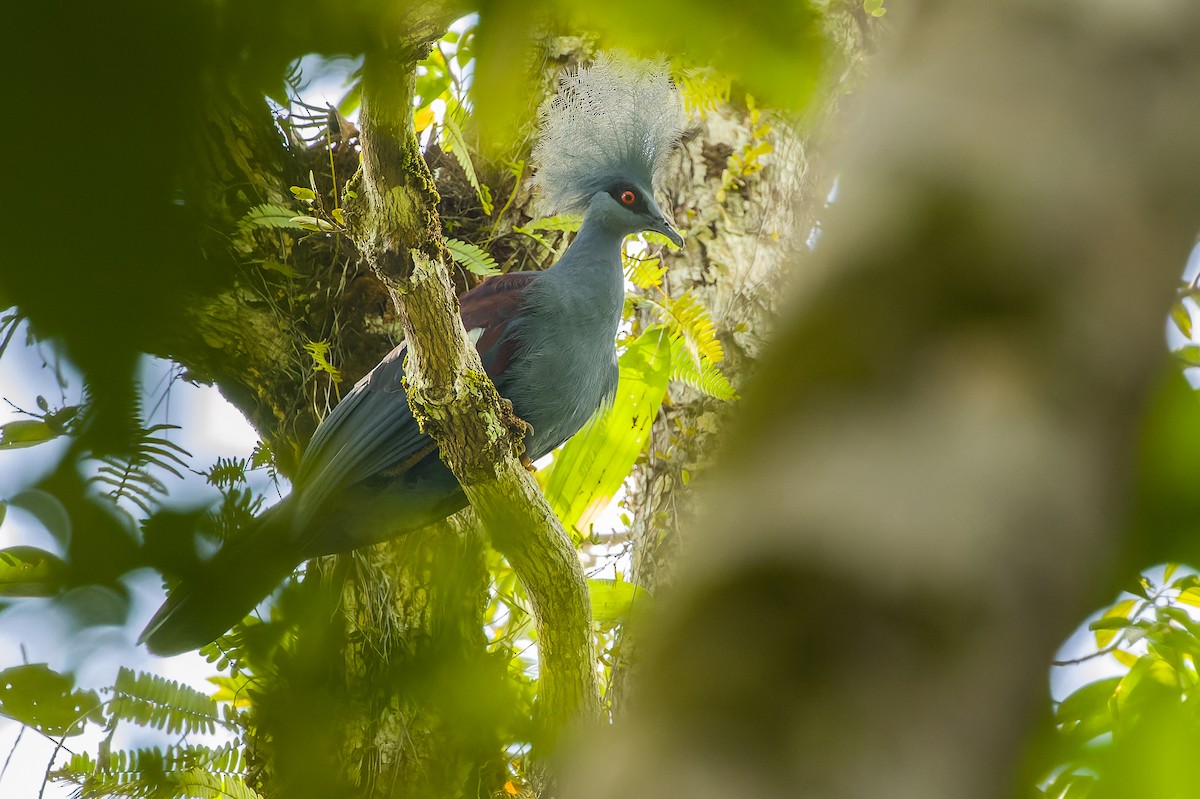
top-left (336, 18), bottom-right (601, 795)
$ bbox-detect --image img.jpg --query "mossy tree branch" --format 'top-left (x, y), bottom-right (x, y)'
top-left (341, 14), bottom-right (602, 765)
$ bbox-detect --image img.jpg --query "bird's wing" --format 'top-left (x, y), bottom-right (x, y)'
top-left (290, 271), bottom-right (539, 524)
top-left (460, 271), bottom-right (539, 381)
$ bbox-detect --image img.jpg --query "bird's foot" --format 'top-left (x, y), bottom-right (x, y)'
top-left (499, 397), bottom-right (534, 439)
top-left (520, 453), bottom-right (537, 473)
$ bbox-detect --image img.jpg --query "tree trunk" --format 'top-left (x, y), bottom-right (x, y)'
top-left (613, 0), bottom-right (875, 698)
top-left (568, 0), bottom-right (1200, 796)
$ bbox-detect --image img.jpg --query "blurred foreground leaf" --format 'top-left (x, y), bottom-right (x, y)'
top-left (0, 664), bottom-right (101, 736)
top-left (0, 546), bottom-right (69, 597)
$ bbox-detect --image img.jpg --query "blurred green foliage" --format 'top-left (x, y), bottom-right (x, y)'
top-left (1042, 565), bottom-right (1200, 798)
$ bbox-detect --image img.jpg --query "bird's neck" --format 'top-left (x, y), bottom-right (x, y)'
top-left (539, 209), bottom-right (627, 324)
top-left (559, 209), bottom-right (627, 267)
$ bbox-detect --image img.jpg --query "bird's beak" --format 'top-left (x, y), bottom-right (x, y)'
top-left (645, 197), bottom-right (684, 248)
top-left (651, 218), bottom-right (685, 248)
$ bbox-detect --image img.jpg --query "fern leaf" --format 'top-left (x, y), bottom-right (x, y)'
top-left (110, 668), bottom-right (223, 737)
top-left (441, 108), bottom-right (493, 214)
top-left (52, 743), bottom-right (259, 799)
top-left (677, 67), bottom-right (732, 118)
top-left (303, 339), bottom-right (342, 383)
top-left (203, 457), bottom-right (249, 489)
top-left (238, 204), bottom-right (303, 233)
top-left (445, 237), bottom-right (501, 276)
top-left (518, 214), bottom-right (583, 233)
top-left (668, 337), bottom-right (737, 400)
top-left (176, 768), bottom-right (264, 799)
top-left (625, 255), bottom-right (667, 289)
top-left (643, 292), bottom-right (725, 365)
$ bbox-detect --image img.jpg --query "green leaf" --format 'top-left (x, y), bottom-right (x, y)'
top-left (289, 185), bottom-right (316, 202)
top-left (303, 339), bottom-right (342, 382)
top-left (1055, 676), bottom-right (1119, 741)
top-left (1093, 598), bottom-right (1138, 648)
top-left (0, 546), bottom-right (68, 597)
top-left (519, 215), bottom-right (583, 233)
top-left (625, 256), bottom-right (667, 289)
top-left (588, 578), bottom-right (652, 623)
top-left (669, 336), bottom-right (738, 400)
top-left (1177, 345), bottom-right (1200, 367)
top-left (442, 109), bottom-right (493, 215)
top-left (644, 292), bottom-right (725, 365)
top-left (0, 418), bottom-right (58, 449)
top-left (1163, 562), bottom-right (1180, 585)
top-left (445, 237), bottom-right (501, 276)
top-left (259, 259), bottom-right (299, 278)
top-left (290, 215), bottom-right (338, 232)
top-left (0, 664), bottom-right (101, 736)
top-left (1172, 302), bottom-right (1194, 339)
top-left (1090, 617), bottom-right (1133, 631)
top-left (238, 204), bottom-right (304, 232)
top-left (540, 328), bottom-right (672, 538)
top-left (110, 667), bottom-right (222, 736)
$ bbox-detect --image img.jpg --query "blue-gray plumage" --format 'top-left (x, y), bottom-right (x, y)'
top-left (140, 55), bottom-right (684, 655)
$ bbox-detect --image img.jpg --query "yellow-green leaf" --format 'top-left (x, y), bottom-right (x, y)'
top-left (239, 204), bottom-right (305, 232)
top-left (0, 419), bottom-right (58, 449)
top-left (445, 237), bottom-right (500, 276)
top-left (625, 256), bottom-right (667, 289)
top-left (303, 340), bottom-right (342, 383)
top-left (540, 328), bottom-right (672, 539)
top-left (0, 546), bottom-right (68, 597)
top-left (290, 215), bottom-right (337, 232)
top-left (259, 260), bottom-right (299, 278)
top-left (414, 106), bottom-right (435, 133)
top-left (442, 110), bottom-right (493, 215)
top-left (1094, 598), bottom-right (1138, 648)
top-left (1172, 302), bottom-right (1194, 339)
top-left (587, 578), bottom-right (652, 623)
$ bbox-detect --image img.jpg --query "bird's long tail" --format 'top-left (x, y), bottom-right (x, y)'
top-left (139, 503), bottom-right (299, 656)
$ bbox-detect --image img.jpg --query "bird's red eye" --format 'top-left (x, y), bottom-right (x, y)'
top-left (620, 190), bottom-right (636, 205)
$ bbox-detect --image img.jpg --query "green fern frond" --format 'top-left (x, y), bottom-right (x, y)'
top-left (635, 293), bottom-right (736, 400)
top-left (624, 255), bottom-right (667, 290)
top-left (237, 204), bottom-right (304, 233)
top-left (175, 767), bottom-right (263, 799)
top-left (303, 339), bottom-right (342, 383)
top-left (676, 66), bottom-right (732, 119)
top-left (668, 337), bottom-right (737, 400)
top-left (199, 487), bottom-right (263, 545)
top-left (203, 457), bottom-right (248, 490)
top-left (109, 668), bottom-right (223, 737)
top-left (445, 237), bottom-right (501, 276)
top-left (518, 214), bottom-right (583, 233)
top-left (643, 292), bottom-right (725, 365)
top-left (52, 743), bottom-right (259, 799)
top-left (441, 104), bottom-right (493, 214)
top-left (88, 417), bottom-right (191, 515)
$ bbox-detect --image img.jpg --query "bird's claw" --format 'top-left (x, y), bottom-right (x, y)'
top-left (520, 453), bottom-right (537, 473)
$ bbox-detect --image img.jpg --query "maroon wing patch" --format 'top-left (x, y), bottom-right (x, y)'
top-left (459, 272), bottom-right (538, 378)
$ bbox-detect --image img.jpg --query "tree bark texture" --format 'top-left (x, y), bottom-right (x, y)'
top-left (327, 20), bottom-right (600, 796)
top-left (612, 0), bottom-right (875, 701)
top-left (568, 1), bottom-right (1200, 796)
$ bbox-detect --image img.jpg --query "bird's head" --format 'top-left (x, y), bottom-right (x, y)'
top-left (589, 181), bottom-right (683, 247)
top-left (532, 54), bottom-right (685, 246)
